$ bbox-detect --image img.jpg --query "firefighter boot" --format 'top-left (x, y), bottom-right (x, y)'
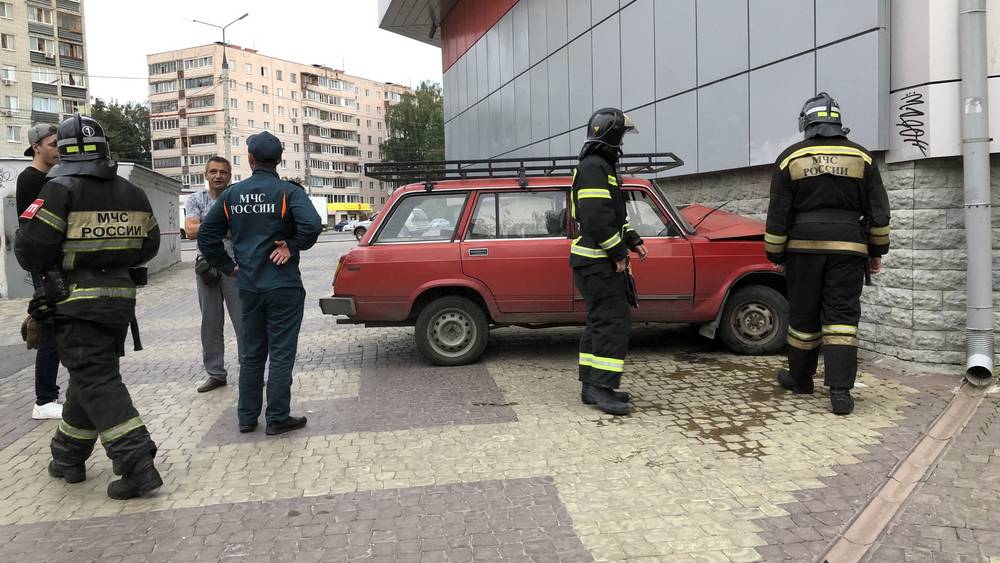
top-left (830, 388), bottom-right (854, 416)
top-left (582, 385), bottom-right (629, 416)
top-left (49, 429), bottom-right (96, 484)
top-left (581, 383), bottom-right (630, 404)
top-left (777, 369), bottom-right (814, 394)
top-left (107, 455), bottom-right (163, 500)
top-left (48, 461), bottom-right (86, 483)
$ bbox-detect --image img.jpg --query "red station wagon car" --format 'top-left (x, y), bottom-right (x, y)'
top-left (320, 155), bottom-right (788, 366)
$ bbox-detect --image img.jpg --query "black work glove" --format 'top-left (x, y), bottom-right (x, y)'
top-left (27, 295), bottom-right (56, 321)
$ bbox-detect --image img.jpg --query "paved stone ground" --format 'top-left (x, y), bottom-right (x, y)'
top-left (0, 237), bottom-right (980, 562)
top-left (866, 387), bottom-right (1000, 563)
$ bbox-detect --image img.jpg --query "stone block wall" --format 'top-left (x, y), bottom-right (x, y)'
top-left (657, 155), bottom-right (1000, 366)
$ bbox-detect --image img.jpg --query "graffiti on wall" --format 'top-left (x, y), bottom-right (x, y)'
top-left (895, 91), bottom-right (929, 157)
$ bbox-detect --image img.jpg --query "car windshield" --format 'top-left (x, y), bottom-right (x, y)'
top-left (650, 181), bottom-right (695, 233)
top-left (374, 193), bottom-right (467, 243)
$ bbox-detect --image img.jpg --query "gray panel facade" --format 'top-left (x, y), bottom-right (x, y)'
top-left (443, 0), bottom-right (889, 173)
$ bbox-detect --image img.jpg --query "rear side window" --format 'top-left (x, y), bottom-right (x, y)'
top-left (374, 193), bottom-right (467, 243)
top-left (468, 190), bottom-right (567, 239)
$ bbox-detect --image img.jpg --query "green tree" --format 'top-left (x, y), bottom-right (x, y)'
top-left (90, 98), bottom-right (151, 167)
top-left (381, 81), bottom-right (444, 162)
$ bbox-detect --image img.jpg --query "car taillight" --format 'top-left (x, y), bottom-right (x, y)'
top-left (333, 253), bottom-right (348, 287)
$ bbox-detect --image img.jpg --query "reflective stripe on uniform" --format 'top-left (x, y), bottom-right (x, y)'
top-left (598, 233), bottom-right (622, 250)
top-left (99, 416), bottom-right (146, 444)
top-left (607, 175), bottom-right (618, 186)
top-left (764, 232), bottom-right (787, 244)
top-left (779, 146), bottom-right (873, 170)
top-left (58, 284), bottom-right (137, 305)
top-left (580, 353), bottom-right (624, 373)
top-left (764, 242), bottom-right (786, 253)
top-left (823, 335), bottom-right (859, 347)
top-left (786, 240), bottom-right (868, 254)
top-left (58, 420), bottom-right (98, 441)
top-left (787, 327), bottom-right (822, 350)
top-left (570, 238), bottom-right (608, 259)
top-left (144, 215), bottom-right (159, 231)
top-left (868, 235), bottom-right (890, 245)
top-left (869, 225), bottom-right (890, 236)
top-left (35, 208), bottom-right (67, 232)
top-left (577, 188), bottom-right (612, 199)
top-left (63, 238), bottom-right (144, 252)
top-left (822, 324), bottom-right (857, 335)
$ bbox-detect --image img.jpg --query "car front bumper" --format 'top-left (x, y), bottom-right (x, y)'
top-left (319, 297), bottom-right (356, 316)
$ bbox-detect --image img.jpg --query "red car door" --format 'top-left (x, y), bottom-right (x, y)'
top-left (573, 188), bottom-right (695, 319)
top-left (460, 189), bottom-right (574, 315)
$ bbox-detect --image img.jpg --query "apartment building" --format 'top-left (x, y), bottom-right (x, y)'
top-left (146, 43), bottom-right (409, 220)
top-left (0, 0), bottom-right (88, 157)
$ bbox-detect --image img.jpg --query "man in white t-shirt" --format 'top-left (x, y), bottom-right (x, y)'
top-left (185, 157), bottom-right (243, 393)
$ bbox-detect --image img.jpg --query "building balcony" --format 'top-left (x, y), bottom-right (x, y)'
top-left (30, 51), bottom-right (57, 66)
top-left (28, 22), bottom-right (54, 36)
top-left (31, 110), bottom-right (59, 124)
top-left (56, 0), bottom-right (80, 12)
top-left (61, 85), bottom-right (85, 99)
top-left (60, 57), bottom-right (84, 71)
top-left (31, 82), bottom-right (58, 95)
top-left (57, 29), bottom-right (83, 43)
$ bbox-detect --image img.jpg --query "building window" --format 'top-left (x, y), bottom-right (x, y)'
top-left (291, 108), bottom-right (298, 118)
top-left (32, 96), bottom-right (59, 113)
top-left (31, 66), bottom-right (58, 84)
top-left (377, 122), bottom-right (382, 130)
top-left (150, 80), bottom-right (177, 94)
top-left (188, 115), bottom-right (215, 127)
top-left (277, 87), bottom-right (283, 98)
top-left (149, 60), bottom-right (180, 76)
top-left (62, 99), bottom-right (84, 114)
top-left (292, 125), bottom-right (299, 134)
top-left (150, 100), bottom-right (177, 113)
top-left (245, 81), bottom-right (252, 92)
top-left (153, 157), bottom-right (181, 168)
top-left (294, 160), bottom-right (300, 170)
top-left (262, 103), bottom-right (270, 113)
top-left (57, 12), bottom-right (82, 33)
top-left (244, 63), bottom-right (252, 74)
top-left (247, 119), bottom-right (254, 128)
top-left (152, 138), bottom-right (176, 150)
top-left (232, 136), bottom-right (241, 147)
top-left (187, 154), bottom-right (212, 166)
top-left (184, 75), bottom-right (214, 89)
top-left (0, 3), bottom-right (11, 19)
top-left (246, 100), bottom-right (254, 111)
top-left (6, 125), bottom-right (22, 142)
top-left (233, 156), bottom-right (241, 165)
top-left (368, 135), bottom-right (372, 145)
top-left (234, 175), bottom-right (242, 181)
top-left (229, 79), bottom-right (237, 89)
top-left (3, 95), bottom-right (18, 111)
top-left (30, 37), bottom-right (54, 55)
top-left (291, 91), bottom-right (297, 100)
top-left (281, 159), bottom-right (287, 169)
top-left (58, 41), bottom-right (84, 60)
top-left (189, 134), bottom-right (217, 146)
top-left (61, 71), bottom-right (86, 87)
top-left (277, 106), bottom-right (284, 116)
top-left (152, 118), bottom-right (179, 131)
top-left (260, 66), bottom-right (268, 77)
top-left (276, 69), bottom-right (283, 81)
top-left (187, 95), bottom-right (215, 108)
top-left (230, 97), bottom-right (238, 109)
top-left (278, 123), bottom-right (285, 133)
top-left (368, 151), bottom-right (373, 159)
top-left (1, 33), bottom-right (14, 50)
top-left (230, 117), bottom-right (238, 127)
top-left (183, 56), bottom-right (212, 69)
top-left (366, 119), bottom-right (371, 127)
top-left (263, 121), bottom-right (271, 130)
top-left (28, 7), bottom-right (52, 24)
top-left (289, 72), bottom-right (296, 83)
top-left (293, 143), bottom-right (300, 152)
top-left (262, 85), bottom-right (268, 95)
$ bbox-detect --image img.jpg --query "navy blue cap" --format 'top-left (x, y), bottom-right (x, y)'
top-left (247, 131), bottom-right (283, 162)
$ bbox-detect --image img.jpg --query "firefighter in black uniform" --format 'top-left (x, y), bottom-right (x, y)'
top-left (571, 107), bottom-right (647, 416)
top-left (15, 114), bottom-right (163, 499)
top-left (765, 93), bottom-right (890, 415)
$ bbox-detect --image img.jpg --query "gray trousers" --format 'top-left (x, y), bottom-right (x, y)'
top-left (196, 272), bottom-right (244, 382)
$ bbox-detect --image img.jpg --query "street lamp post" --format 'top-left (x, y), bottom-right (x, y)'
top-left (190, 12), bottom-right (248, 163)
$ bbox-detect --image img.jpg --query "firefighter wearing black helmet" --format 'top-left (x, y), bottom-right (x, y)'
top-left (570, 107), bottom-right (647, 416)
top-left (14, 113), bottom-right (163, 499)
top-left (765, 93), bottom-right (891, 415)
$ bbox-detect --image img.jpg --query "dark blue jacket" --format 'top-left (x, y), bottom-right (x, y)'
top-left (198, 167), bottom-right (322, 292)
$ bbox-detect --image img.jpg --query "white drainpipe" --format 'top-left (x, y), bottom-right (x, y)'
top-left (959, 0), bottom-right (994, 385)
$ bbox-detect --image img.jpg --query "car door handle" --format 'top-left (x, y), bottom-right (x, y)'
top-left (468, 248), bottom-right (488, 256)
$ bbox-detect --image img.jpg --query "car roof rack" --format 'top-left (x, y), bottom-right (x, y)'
top-left (364, 152), bottom-right (684, 189)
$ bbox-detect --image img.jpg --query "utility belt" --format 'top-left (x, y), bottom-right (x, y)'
top-left (66, 267), bottom-right (132, 284)
top-left (793, 209), bottom-right (863, 225)
top-left (53, 266), bottom-right (147, 351)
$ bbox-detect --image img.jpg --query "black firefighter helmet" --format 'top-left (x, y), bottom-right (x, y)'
top-left (798, 92), bottom-right (846, 132)
top-left (585, 107), bottom-right (637, 150)
top-left (57, 113), bottom-right (111, 162)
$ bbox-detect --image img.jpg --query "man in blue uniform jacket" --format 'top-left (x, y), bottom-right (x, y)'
top-left (198, 131), bottom-right (322, 435)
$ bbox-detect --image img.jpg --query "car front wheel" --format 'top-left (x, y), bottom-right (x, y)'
top-left (415, 296), bottom-right (489, 366)
top-left (354, 226), bottom-right (367, 240)
top-left (717, 285), bottom-right (788, 355)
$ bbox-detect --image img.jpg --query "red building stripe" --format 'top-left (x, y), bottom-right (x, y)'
top-left (441, 0), bottom-right (518, 71)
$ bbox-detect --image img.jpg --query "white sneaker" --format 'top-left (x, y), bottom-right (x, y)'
top-left (32, 401), bottom-right (63, 420)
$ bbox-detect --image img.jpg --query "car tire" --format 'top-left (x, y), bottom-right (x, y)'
top-left (354, 226), bottom-right (367, 241)
top-left (180, 229), bottom-right (186, 240)
top-left (415, 296), bottom-right (489, 366)
top-left (717, 285), bottom-right (788, 355)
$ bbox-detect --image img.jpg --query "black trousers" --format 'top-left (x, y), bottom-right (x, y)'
top-left (785, 253), bottom-right (866, 389)
top-left (574, 268), bottom-right (631, 389)
top-left (30, 273), bottom-right (60, 405)
top-left (50, 319), bottom-right (156, 476)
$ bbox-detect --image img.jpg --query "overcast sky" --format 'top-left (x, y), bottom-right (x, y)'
top-left (83, 0), bottom-right (443, 104)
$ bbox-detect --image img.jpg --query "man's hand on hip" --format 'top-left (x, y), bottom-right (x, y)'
top-left (615, 258), bottom-right (627, 273)
top-left (270, 240), bottom-right (292, 266)
top-left (633, 244), bottom-right (648, 261)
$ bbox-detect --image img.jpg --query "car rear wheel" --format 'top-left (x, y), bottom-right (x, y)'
top-left (415, 296), bottom-right (489, 366)
top-left (354, 226), bottom-right (367, 240)
top-left (718, 285), bottom-right (788, 355)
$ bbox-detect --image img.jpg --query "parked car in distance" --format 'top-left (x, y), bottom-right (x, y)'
top-left (352, 213), bottom-right (378, 240)
top-left (321, 170), bottom-right (787, 366)
top-left (333, 220), bottom-right (353, 232)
